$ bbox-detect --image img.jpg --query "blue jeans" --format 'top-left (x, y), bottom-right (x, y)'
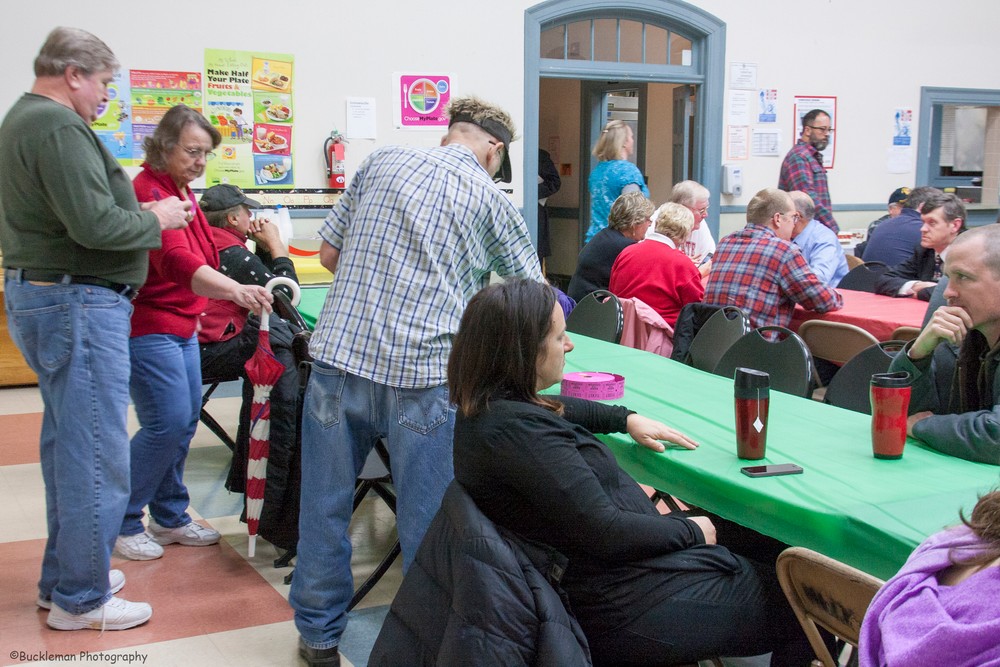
top-left (4, 276), bottom-right (132, 615)
top-left (121, 333), bottom-right (201, 535)
top-left (290, 364), bottom-right (455, 650)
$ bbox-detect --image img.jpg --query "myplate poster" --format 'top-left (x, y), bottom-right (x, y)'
top-left (204, 49), bottom-right (295, 189)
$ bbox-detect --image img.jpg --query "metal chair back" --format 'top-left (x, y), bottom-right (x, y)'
top-left (836, 261), bottom-right (888, 292)
top-left (566, 290), bottom-right (624, 344)
top-left (685, 305), bottom-right (751, 372)
top-left (823, 341), bottom-right (905, 414)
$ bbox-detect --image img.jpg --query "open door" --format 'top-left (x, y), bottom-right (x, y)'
top-left (672, 84), bottom-right (696, 183)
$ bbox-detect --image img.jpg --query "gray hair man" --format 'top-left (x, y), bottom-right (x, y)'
top-left (290, 95), bottom-right (543, 666)
top-left (788, 190), bottom-right (849, 288)
top-left (0, 27), bottom-right (191, 632)
top-left (666, 180), bottom-right (716, 275)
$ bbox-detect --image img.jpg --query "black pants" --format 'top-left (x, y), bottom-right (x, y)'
top-left (584, 516), bottom-right (814, 667)
top-left (200, 313), bottom-right (302, 550)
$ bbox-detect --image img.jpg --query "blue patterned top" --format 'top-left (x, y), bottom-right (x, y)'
top-left (311, 144), bottom-right (543, 387)
top-left (586, 159), bottom-right (649, 242)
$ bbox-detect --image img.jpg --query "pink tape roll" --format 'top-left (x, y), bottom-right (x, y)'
top-left (560, 371), bottom-right (625, 400)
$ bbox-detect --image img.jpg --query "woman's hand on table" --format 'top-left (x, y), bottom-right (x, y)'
top-left (625, 413), bottom-right (699, 452)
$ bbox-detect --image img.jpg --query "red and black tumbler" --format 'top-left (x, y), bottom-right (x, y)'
top-left (870, 371), bottom-right (912, 459)
top-left (735, 368), bottom-right (770, 460)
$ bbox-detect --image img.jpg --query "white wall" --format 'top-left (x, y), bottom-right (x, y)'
top-left (4, 0), bottom-right (1000, 218)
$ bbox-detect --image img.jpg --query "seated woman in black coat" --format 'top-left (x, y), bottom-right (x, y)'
top-left (448, 279), bottom-right (811, 666)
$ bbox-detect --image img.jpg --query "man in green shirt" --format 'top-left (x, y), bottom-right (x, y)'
top-left (0, 26), bottom-right (190, 632)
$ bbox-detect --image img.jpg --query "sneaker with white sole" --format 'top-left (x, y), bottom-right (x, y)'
top-left (37, 569), bottom-right (126, 610)
top-left (149, 519), bottom-right (220, 547)
top-left (47, 596), bottom-right (152, 631)
top-left (115, 532), bottom-right (164, 560)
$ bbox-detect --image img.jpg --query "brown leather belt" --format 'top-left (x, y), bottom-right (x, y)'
top-left (6, 268), bottom-right (138, 300)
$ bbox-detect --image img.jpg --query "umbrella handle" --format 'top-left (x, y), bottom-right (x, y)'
top-left (265, 276), bottom-right (301, 306)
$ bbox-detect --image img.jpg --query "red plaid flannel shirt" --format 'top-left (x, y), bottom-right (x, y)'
top-left (704, 225), bottom-right (843, 329)
top-left (779, 141), bottom-right (838, 232)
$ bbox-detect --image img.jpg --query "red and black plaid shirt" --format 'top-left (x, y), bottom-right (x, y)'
top-left (779, 141), bottom-right (838, 232)
top-left (705, 225), bottom-right (843, 329)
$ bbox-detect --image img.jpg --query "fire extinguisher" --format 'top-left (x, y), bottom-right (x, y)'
top-left (324, 130), bottom-right (347, 190)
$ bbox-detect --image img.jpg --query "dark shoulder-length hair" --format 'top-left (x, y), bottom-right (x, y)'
top-left (142, 104), bottom-right (221, 171)
top-left (448, 279), bottom-right (563, 417)
top-left (951, 489), bottom-right (1000, 568)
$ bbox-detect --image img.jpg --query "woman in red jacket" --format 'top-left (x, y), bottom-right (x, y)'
top-left (115, 105), bottom-right (272, 561)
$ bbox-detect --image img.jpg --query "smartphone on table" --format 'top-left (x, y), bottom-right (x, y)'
top-left (740, 463), bottom-right (803, 478)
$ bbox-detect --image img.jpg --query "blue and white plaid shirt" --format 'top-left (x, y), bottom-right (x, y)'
top-left (310, 143), bottom-right (544, 388)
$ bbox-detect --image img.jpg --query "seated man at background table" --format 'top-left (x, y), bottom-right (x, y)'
top-left (889, 224), bottom-right (1000, 465)
top-left (704, 187), bottom-right (842, 329)
top-left (665, 179), bottom-right (715, 277)
top-left (857, 186), bottom-right (941, 265)
top-left (789, 190), bottom-right (848, 288)
top-left (874, 192), bottom-right (965, 301)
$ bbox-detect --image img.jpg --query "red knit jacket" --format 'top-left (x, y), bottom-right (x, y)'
top-left (130, 165), bottom-right (218, 338)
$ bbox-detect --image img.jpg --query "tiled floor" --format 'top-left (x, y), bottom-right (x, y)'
top-left (0, 384), bottom-right (402, 667)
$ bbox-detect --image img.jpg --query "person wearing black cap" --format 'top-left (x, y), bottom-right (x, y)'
top-left (861, 186), bottom-right (942, 266)
top-left (197, 184), bottom-right (304, 553)
top-left (290, 95), bottom-right (543, 666)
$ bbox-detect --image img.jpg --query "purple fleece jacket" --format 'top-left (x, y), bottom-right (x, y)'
top-left (859, 525), bottom-right (1000, 667)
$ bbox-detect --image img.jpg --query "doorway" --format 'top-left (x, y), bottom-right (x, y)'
top-left (524, 0), bottom-right (726, 282)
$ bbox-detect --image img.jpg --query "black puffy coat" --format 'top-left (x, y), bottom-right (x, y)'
top-left (369, 481), bottom-right (592, 667)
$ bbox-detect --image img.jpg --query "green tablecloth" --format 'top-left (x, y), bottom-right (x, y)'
top-left (298, 285), bottom-right (329, 330)
top-left (559, 335), bottom-right (1000, 579)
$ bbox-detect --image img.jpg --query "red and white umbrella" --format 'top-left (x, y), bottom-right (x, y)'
top-left (244, 277), bottom-right (300, 557)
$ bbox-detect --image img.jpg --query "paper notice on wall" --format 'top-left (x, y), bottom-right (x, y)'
top-left (729, 62), bottom-right (757, 90)
top-left (893, 108), bottom-right (913, 146)
top-left (727, 126), bottom-right (749, 160)
top-left (752, 129), bottom-right (782, 157)
top-left (728, 90), bottom-right (752, 126)
top-left (887, 146), bottom-right (912, 174)
top-left (346, 97), bottom-right (377, 139)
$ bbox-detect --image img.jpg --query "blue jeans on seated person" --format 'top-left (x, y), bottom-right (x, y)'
top-left (290, 363), bottom-right (455, 650)
top-left (4, 277), bottom-right (132, 615)
top-left (121, 333), bottom-right (201, 536)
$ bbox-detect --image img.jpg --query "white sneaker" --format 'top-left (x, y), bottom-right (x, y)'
top-left (37, 569), bottom-right (126, 610)
top-left (115, 532), bottom-right (164, 560)
top-left (149, 519), bottom-right (220, 547)
top-left (47, 596), bottom-right (152, 631)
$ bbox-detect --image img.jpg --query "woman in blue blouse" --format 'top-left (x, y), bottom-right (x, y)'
top-left (586, 120), bottom-right (649, 242)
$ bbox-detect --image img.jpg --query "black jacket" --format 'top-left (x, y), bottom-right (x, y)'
top-left (874, 246), bottom-right (938, 300)
top-left (369, 481), bottom-right (592, 667)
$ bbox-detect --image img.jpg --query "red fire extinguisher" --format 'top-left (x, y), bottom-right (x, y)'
top-left (324, 130), bottom-right (347, 190)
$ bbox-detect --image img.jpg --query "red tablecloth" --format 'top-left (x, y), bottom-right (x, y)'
top-left (791, 289), bottom-right (927, 341)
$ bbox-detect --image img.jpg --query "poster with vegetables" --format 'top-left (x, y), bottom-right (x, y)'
top-left (129, 70), bottom-right (203, 163)
top-left (204, 48), bottom-right (295, 189)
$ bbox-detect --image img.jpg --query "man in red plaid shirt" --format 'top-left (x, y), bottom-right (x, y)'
top-left (705, 188), bottom-right (843, 329)
top-left (779, 109), bottom-right (838, 232)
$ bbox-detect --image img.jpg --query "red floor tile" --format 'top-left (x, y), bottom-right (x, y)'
top-left (0, 413), bottom-right (41, 466)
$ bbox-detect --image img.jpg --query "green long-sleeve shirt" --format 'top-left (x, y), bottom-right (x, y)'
top-left (0, 93), bottom-right (161, 287)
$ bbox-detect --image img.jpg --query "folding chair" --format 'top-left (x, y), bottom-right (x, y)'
top-left (890, 325), bottom-right (920, 342)
top-left (836, 262), bottom-right (888, 292)
top-left (566, 290), bottom-right (624, 344)
top-left (776, 547), bottom-right (884, 667)
top-left (714, 326), bottom-right (814, 398)
top-left (798, 320), bottom-right (879, 396)
top-left (823, 341), bottom-right (905, 414)
top-left (677, 304), bottom-right (751, 372)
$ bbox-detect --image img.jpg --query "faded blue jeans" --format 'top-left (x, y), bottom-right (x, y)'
top-left (4, 275), bottom-right (132, 615)
top-left (290, 363), bottom-right (455, 650)
top-left (121, 333), bottom-right (201, 535)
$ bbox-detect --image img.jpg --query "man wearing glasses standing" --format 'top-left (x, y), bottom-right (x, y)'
top-left (779, 109), bottom-right (838, 232)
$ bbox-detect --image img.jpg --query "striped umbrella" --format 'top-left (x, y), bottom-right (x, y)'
top-left (244, 312), bottom-right (285, 558)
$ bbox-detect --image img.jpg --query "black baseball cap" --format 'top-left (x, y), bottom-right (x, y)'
top-left (448, 113), bottom-right (513, 183)
top-left (888, 187), bottom-right (911, 207)
top-left (199, 184), bottom-right (262, 212)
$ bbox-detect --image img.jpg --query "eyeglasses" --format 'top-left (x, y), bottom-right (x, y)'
top-left (182, 146), bottom-right (216, 161)
top-left (806, 125), bottom-right (834, 134)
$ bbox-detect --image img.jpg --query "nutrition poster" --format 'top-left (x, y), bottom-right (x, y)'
top-left (393, 73), bottom-right (452, 129)
top-left (129, 70), bottom-right (203, 164)
top-left (204, 48), bottom-right (295, 189)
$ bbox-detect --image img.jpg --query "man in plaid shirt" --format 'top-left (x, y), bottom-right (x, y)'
top-left (705, 188), bottom-right (842, 329)
top-left (779, 109), bottom-right (838, 232)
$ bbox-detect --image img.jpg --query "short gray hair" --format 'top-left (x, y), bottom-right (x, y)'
top-left (608, 192), bottom-right (654, 232)
top-left (34, 27), bottom-right (119, 77)
top-left (951, 224), bottom-right (1000, 279)
top-left (789, 191), bottom-right (815, 221)
top-left (653, 202), bottom-right (695, 242)
top-left (669, 180), bottom-right (709, 208)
